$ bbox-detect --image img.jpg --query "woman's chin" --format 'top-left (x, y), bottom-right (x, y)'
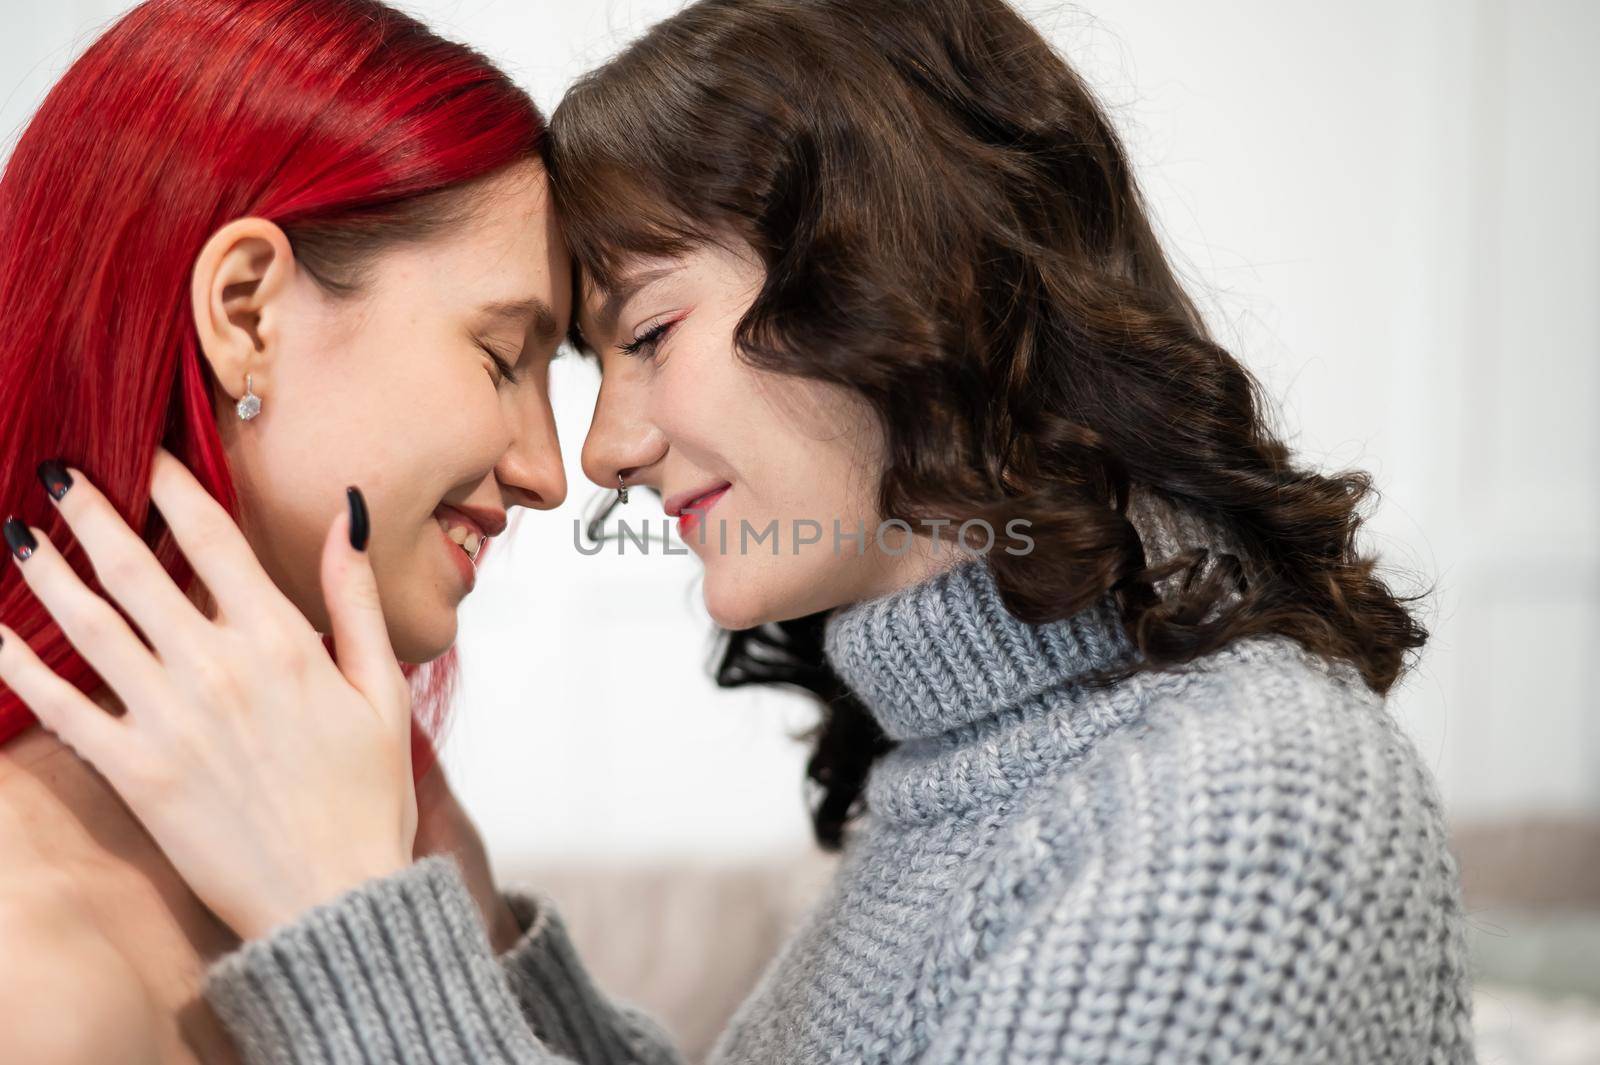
top-left (702, 565), bottom-right (823, 632)
top-left (701, 569), bottom-right (769, 632)
top-left (386, 612), bottom-right (459, 665)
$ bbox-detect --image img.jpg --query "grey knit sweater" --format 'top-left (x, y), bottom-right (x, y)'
top-left (204, 552), bottom-right (1477, 1064)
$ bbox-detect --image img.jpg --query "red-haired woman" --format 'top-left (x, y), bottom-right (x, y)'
top-left (0, 1), bottom-right (568, 1059)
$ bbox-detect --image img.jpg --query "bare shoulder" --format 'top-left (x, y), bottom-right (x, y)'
top-left (0, 873), bottom-right (162, 1064)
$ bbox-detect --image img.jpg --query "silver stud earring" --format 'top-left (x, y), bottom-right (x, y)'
top-left (617, 473), bottom-right (629, 505)
top-left (236, 374), bottom-right (262, 422)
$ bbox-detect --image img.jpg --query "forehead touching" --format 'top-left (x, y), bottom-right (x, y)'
top-left (416, 161), bottom-right (574, 344)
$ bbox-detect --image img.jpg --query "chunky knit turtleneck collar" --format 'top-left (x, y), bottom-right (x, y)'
top-left (822, 558), bottom-right (1134, 743)
top-left (821, 558), bottom-right (1144, 827)
top-left (820, 489), bottom-right (1247, 826)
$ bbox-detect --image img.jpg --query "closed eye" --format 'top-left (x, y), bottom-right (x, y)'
top-left (478, 340), bottom-right (520, 385)
top-left (619, 315), bottom-right (680, 360)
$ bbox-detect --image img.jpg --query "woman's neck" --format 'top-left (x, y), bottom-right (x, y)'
top-left (0, 694), bottom-right (240, 965)
top-left (3, 717), bottom-right (135, 837)
top-left (851, 532), bottom-right (973, 604)
top-left (0, 584), bottom-right (233, 875)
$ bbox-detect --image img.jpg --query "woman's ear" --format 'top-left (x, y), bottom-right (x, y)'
top-left (190, 218), bottom-right (296, 407)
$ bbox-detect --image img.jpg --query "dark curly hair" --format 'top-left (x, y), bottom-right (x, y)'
top-left (548, 0), bottom-right (1428, 850)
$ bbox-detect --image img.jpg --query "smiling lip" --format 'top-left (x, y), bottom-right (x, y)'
top-left (664, 482), bottom-right (733, 518)
top-left (435, 503), bottom-right (508, 540)
top-left (665, 482), bottom-right (732, 539)
top-left (440, 523), bottom-right (477, 591)
top-left (433, 503), bottom-right (507, 592)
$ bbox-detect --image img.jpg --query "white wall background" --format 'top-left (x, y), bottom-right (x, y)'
top-left (3, 0), bottom-right (1596, 868)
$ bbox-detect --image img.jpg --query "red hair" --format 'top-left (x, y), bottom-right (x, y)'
top-left (0, 0), bottom-right (546, 768)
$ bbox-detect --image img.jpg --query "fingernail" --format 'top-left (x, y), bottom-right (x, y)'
top-left (4, 517), bottom-right (37, 562)
top-left (346, 487), bottom-right (370, 552)
top-left (37, 459), bottom-right (73, 501)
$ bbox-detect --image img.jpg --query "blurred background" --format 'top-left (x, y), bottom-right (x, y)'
top-left (4, 1), bottom-right (1597, 1061)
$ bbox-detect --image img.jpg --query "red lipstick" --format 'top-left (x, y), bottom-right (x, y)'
top-left (665, 482), bottom-right (731, 541)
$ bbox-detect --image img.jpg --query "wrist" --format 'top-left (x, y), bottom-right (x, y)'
top-left (236, 854), bottom-right (412, 940)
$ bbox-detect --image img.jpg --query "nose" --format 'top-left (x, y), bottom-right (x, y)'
top-left (582, 369), bottom-right (666, 491)
top-left (496, 388), bottom-right (567, 511)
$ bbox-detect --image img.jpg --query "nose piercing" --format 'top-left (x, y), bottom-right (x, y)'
top-left (617, 473), bottom-right (629, 504)
top-left (236, 373), bottom-right (262, 422)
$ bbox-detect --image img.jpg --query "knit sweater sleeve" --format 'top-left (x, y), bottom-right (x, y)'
top-left (203, 855), bottom-right (685, 1065)
top-left (496, 890), bottom-right (684, 1064)
top-left (920, 649), bottom-right (1478, 1065)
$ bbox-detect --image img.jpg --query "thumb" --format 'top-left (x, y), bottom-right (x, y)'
top-left (322, 486), bottom-right (406, 717)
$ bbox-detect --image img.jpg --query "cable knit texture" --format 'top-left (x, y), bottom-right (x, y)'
top-left (205, 510), bottom-right (1477, 1064)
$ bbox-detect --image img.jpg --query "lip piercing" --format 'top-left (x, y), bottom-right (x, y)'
top-left (618, 473), bottom-right (629, 505)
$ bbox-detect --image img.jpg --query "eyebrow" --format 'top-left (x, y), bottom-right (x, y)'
top-left (477, 297), bottom-right (563, 342)
top-left (593, 266), bottom-right (677, 335)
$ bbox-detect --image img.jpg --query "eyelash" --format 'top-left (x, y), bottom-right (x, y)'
top-left (478, 341), bottom-right (519, 385)
top-left (619, 316), bottom-right (678, 361)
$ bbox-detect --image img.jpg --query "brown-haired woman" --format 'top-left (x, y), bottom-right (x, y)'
top-left (0, 0), bottom-right (1477, 1061)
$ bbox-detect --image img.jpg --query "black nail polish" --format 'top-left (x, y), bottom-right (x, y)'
top-left (37, 459), bottom-right (73, 501)
top-left (4, 517), bottom-right (37, 562)
top-left (346, 487), bottom-right (370, 551)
